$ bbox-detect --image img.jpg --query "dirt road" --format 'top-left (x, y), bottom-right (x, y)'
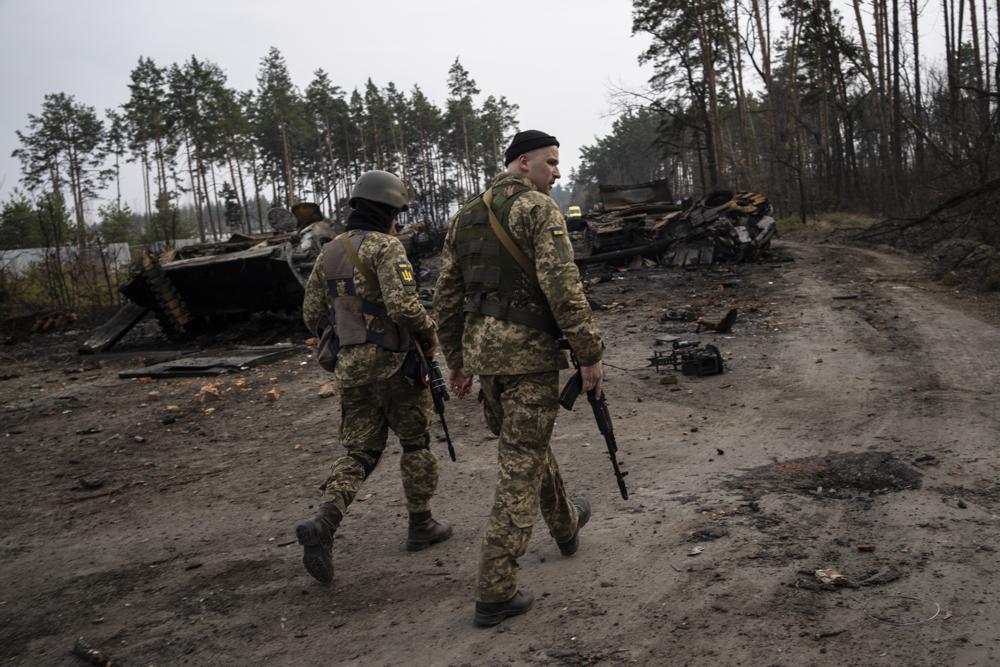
top-left (2, 239), bottom-right (998, 666)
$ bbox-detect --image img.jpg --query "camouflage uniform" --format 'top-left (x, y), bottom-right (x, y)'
top-left (303, 229), bottom-right (438, 515)
top-left (434, 172), bottom-right (603, 603)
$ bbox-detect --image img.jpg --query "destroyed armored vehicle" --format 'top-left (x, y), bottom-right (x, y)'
top-left (573, 182), bottom-right (775, 267)
top-left (579, 179), bottom-right (681, 254)
top-left (80, 204), bottom-right (339, 353)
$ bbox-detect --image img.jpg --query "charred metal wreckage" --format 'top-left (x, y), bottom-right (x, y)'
top-left (80, 204), bottom-right (341, 353)
top-left (570, 180), bottom-right (776, 267)
top-left (83, 180), bottom-right (775, 352)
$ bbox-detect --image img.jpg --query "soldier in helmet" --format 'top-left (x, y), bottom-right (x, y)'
top-left (434, 131), bottom-right (604, 626)
top-left (296, 170), bottom-right (452, 586)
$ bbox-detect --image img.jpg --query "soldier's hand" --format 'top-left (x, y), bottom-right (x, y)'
top-left (581, 360), bottom-right (604, 399)
top-left (420, 332), bottom-right (440, 357)
top-left (449, 367), bottom-right (474, 398)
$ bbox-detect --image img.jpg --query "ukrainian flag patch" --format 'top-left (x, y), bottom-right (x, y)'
top-left (397, 260), bottom-right (415, 285)
top-left (549, 225), bottom-right (565, 236)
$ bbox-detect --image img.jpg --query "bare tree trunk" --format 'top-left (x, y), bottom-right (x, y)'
top-left (153, 130), bottom-right (168, 198)
top-left (995, 0), bottom-right (1000, 93)
top-left (970, 0), bottom-right (985, 90)
top-left (695, 0), bottom-right (723, 188)
top-left (750, 0), bottom-right (778, 192)
top-left (231, 143), bottom-right (251, 234)
top-left (984, 0), bottom-right (991, 97)
top-left (225, 152), bottom-right (246, 232)
top-left (911, 0), bottom-right (925, 177)
top-left (249, 151), bottom-right (264, 233)
top-left (853, 0), bottom-right (892, 209)
top-left (787, 0), bottom-right (809, 221)
top-left (890, 0), bottom-right (905, 206)
top-left (141, 150), bottom-right (152, 221)
top-left (208, 163), bottom-right (224, 233)
top-left (280, 121), bottom-right (295, 207)
top-left (184, 135), bottom-right (206, 242)
top-left (196, 151), bottom-right (217, 240)
top-left (113, 151), bottom-right (122, 211)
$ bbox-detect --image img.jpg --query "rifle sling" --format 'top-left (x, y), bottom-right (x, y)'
top-left (482, 188), bottom-right (538, 284)
top-left (338, 232), bottom-right (379, 287)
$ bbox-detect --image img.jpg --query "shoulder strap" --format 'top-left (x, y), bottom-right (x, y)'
top-left (482, 188), bottom-right (538, 283)
top-left (337, 232), bottom-right (379, 287)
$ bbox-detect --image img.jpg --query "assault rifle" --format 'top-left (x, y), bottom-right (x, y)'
top-left (558, 340), bottom-right (629, 500)
top-left (414, 345), bottom-right (457, 461)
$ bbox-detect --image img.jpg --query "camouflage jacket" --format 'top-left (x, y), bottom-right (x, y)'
top-left (434, 172), bottom-right (602, 375)
top-left (303, 229), bottom-right (435, 388)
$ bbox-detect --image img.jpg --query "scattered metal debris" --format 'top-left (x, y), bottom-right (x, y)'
top-left (82, 205), bottom-right (336, 353)
top-left (815, 568), bottom-right (849, 585)
top-left (648, 340), bottom-right (725, 377)
top-left (70, 637), bottom-right (114, 666)
top-left (688, 527), bottom-right (729, 542)
top-left (572, 185), bottom-right (775, 267)
top-left (865, 595), bottom-right (941, 626)
top-left (696, 309), bottom-right (738, 334)
top-left (118, 345), bottom-right (301, 379)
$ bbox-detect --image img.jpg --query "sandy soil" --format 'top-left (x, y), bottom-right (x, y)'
top-left (2, 238), bottom-right (999, 666)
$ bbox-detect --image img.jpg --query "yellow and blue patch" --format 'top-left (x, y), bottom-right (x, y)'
top-left (549, 225), bottom-right (565, 236)
top-left (397, 260), bottom-right (415, 285)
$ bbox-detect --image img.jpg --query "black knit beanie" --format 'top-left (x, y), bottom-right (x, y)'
top-left (504, 130), bottom-right (559, 165)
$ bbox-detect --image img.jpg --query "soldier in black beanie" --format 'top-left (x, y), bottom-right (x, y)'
top-left (502, 130), bottom-right (561, 194)
top-left (434, 129), bottom-right (604, 627)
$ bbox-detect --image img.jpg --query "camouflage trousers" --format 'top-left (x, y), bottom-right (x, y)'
top-left (476, 371), bottom-right (580, 603)
top-left (320, 369), bottom-right (438, 515)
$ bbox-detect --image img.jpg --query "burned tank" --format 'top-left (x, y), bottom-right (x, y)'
top-left (572, 182), bottom-right (775, 267)
top-left (80, 203), bottom-right (341, 353)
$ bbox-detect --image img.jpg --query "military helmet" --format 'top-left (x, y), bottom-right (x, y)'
top-left (349, 170), bottom-right (410, 211)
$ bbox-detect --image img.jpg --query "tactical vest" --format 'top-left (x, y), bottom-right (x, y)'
top-left (316, 230), bottom-right (410, 372)
top-left (454, 184), bottom-right (560, 336)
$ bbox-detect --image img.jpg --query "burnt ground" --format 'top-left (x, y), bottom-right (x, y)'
top-left (2, 236), bottom-right (999, 666)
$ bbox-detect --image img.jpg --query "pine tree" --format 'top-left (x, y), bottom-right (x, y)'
top-left (123, 57), bottom-right (174, 207)
top-left (445, 58), bottom-right (482, 198)
top-left (254, 47), bottom-right (307, 207)
top-left (12, 93), bottom-right (108, 246)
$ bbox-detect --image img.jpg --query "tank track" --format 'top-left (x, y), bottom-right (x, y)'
top-left (140, 254), bottom-right (194, 339)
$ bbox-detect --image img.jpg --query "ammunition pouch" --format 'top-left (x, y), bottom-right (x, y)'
top-left (317, 325), bottom-right (339, 372)
top-left (463, 292), bottom-right (560, 337)
top-left (455, 183), bottom-right (559, 337)
top-left (316, 231), bottom-right (412, 372)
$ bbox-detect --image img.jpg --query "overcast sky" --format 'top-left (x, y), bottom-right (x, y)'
top-left (0, 0), bottom-right (654, 213)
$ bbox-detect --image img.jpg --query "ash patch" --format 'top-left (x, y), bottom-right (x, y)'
top-left (729, 452), bottom-right (922, 499)
top-left (932, 482), bottom-right (1000, 509)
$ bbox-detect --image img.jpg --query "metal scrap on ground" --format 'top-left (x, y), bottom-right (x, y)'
top-left (81, 205), bottom-right (338, 354)
top-left (118, 345), bottom-right (301, 379)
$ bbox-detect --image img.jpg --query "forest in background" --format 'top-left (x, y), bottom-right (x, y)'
top-left (4, 49), bottom-right (517, 251)
top-left (3, 0), bottom-right (1000, 313)
top-left (567, 0), bottom-right (1000, 229)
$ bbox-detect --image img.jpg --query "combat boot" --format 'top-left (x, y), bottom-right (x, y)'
top-left (295, 502), bottom-right (343, 584)
top-left (474, 590), bottom-right (535, 627)
top-left (557, 497), bottom-right (591, 557)
top-left (406, 512), bottom-right (453, 551)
